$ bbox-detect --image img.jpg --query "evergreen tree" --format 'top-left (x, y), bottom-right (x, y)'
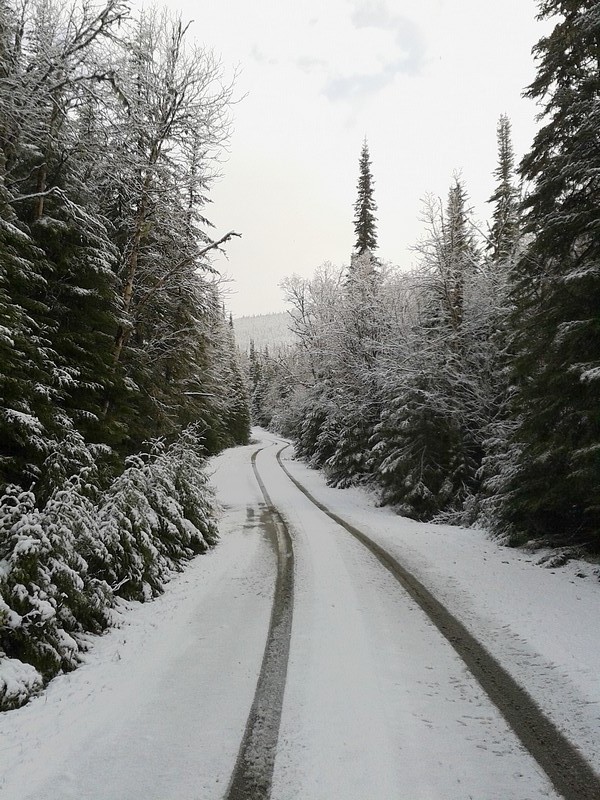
top-left (488, 115), bottom-right (520, 263)
top-left (498, 1), bottom-right (600, 548)
top-left (477, 118), bottom-right (522, 530)
top-left (29, 164), bottom-right (123, 463)
top-left (0, 198), bottom-right (64, 489)
top-left (209, 309), bottom-right (250, 446)
top-left (439, 178), bottom-right (478, 334)
top-left (329, 252), bottom-right (385, 486)
top-left (371, 375), bottom-right (467, 519)
top-left (251, 346), bottom-right (276, 428)
top-left (353, 139), bottom-right (377, 255)
top-left (0, 0), bottom-right (127, 492)
top-left (223, 350), bottom-right (251, 446)
top-left (247, 339), bottom-right (261, 398)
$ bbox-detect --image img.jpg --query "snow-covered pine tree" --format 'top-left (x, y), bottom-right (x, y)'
top-left (438, 177), bottom-right (479, 334)
top-left (497, 0), bottom-right (600, 548)
top-left (28, 161), bottom-right (123, 475)
top-left (353, 139), bottom-right (378, 256)
top-left (325, 252), bottom-right (385, 486)
top-left (250, 345), bottom-right (278, 429)
top-left (488, 115), bottom-right (521, 263)
top-left (371, 375), bottom-right (466, 519)
top-left (0, 192), bottom-right (61, 489)
top-left (0, 0), bottom-right (127, 493)
top-left (247, 339), bottom-right (261, 399)
top-left (218, 315), bottom-right (251, 445)
top-left (477, 117), bottom-right (523, 530)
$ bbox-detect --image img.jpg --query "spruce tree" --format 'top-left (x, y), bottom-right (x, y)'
top-left (208, 308), bottom-right (250, 446)
top-left (353, 140), bottom-right (378, 255)
top-left (477, 119), bottom-right (522, 531)
top-left (29, 164), bottom-right (123, 463)
top-left (499, 1), bottom-right (600, 548)
top-left (341, 144), bottom-right (384, 476)
top-left (0, 194), bottom-right (63, 489)
top-left (488, 115), bottom-right (520, 263)
top-left (440, 178), bottom-right (478, 333)
top-left (0, 0), bottom-right (127, 491)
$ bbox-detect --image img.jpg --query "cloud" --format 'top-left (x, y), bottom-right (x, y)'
top-left (323, 1), bottom-right (425, 101)
top-left (296, 55), bottom-right (328, 74)
top-left (352, 0), bottom-right (401, 29)
top-left (250, 45), bottom-right (278, 66)
top-left (323, 60), bottom-right (402, 100)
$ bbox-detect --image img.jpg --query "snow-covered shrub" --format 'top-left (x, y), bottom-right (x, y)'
top-left (98, 452), bottom-right (168, 600)
top-left (98, 430), bottom-right (217, 601)
top-left (42, 478), bottom-right (113, 633)
top-left (168, 426), bottom-right (218, 550)
top-left (0, 486), bottom-right (80, 679)
top-left (36, 430), bottom-right (98, 502)
top-left (0, 482), bottom-right (112, 688)
top-left (0, 426), bottom-right (218, 710)
top-left (0, 655), bottom-right (44, 711)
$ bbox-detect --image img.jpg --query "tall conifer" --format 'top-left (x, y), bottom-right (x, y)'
top-left (353, 140), bottom-right (378, 255)
top-left (488, 115), bottom-right (520, 263)
top-left (500, 0), bottom-right (600, 547)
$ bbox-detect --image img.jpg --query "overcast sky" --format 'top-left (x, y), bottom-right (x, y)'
top-left (162, 0), bottom-right (549, 317)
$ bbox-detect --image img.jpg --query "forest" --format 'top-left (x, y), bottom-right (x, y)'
top-left (249, 2), bottom-right (600, 557)
top-left (0, 0), bottom-right (249, 709)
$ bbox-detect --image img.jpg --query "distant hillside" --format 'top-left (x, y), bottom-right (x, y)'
top-left (233, 312), bottom-right (296, 353)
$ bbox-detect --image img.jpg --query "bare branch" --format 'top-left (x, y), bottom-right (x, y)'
top-left (11, 185), bottom-right (66, 202)
top-left (198, 230), bottom-right (241, 257)
top-left (132, 231), bottom-right (242, 318)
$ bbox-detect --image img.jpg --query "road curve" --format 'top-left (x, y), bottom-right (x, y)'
top-left (271, 440), bottom-right (600, 800)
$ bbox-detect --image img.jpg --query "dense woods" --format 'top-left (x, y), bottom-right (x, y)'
top-left (250, 2), bottom-right (600, 556)
top-left (0, 0), bottom-right (249, 709)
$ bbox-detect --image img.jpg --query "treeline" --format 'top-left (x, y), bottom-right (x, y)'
top-left (252, 1), bottom-right (600, 555)
top-left (0, 0), bottom-right (249, 708)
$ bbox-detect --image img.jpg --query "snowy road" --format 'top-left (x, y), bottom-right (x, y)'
top-left (2, 430), bottom-right (600, 799)
top-left (249, 435), bottom-right (597, 800)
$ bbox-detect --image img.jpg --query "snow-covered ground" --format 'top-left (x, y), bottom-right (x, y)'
top-left (1, 430), bottom-right (598, 799)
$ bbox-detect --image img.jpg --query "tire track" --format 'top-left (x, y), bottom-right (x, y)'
top-left (225, 448), bottom-right (294, 800)
top-left (274, 444), bottom-right (600, 800)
